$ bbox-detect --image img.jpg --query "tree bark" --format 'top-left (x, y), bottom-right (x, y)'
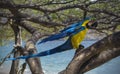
top-left (6, 0), bottom-right (44, 74)
top-left (59, 31), bottom-right (120, 74)
top-left (9, 22), bottom-right (22, 74)
top-left (17, 21), bottom-right (44, 74)
top-left (19, 21), bottom-right (44, 74)
top-left (24, 40), bottom-right (44, 74)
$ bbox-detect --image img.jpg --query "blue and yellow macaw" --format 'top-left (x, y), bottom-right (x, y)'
top-left (7, 17), bottom-right (98, 60)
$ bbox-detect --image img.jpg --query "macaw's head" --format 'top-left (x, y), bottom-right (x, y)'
top-left (86, 19), bottom-right (98, 29)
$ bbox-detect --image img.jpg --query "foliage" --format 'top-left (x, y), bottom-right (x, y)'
top-left (0, 0), bottom-right (120, 44)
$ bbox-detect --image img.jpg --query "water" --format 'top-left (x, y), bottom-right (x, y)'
top-left (0, 40), bottom-right (120, 74)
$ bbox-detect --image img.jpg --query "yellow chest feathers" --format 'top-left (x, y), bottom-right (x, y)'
top-left (71, 20), bottom-right (89, 49)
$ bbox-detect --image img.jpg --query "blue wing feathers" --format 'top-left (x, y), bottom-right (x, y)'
top-left (38, 32), bottom-right (68, 44)
top-left (60, 21), bottom-right (84, 33)
top-left (60, 22), bottom-right (79, 32)
top-left (38, 21), bottom-right (85, 44)
top-left (72, 26), bottom-right (85, 35)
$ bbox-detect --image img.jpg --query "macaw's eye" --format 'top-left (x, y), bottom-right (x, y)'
top-left (86, 23), bottom-right (90, 28)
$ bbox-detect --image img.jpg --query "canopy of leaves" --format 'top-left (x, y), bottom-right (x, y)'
top-left (0, 0), bottom-right (120, 45)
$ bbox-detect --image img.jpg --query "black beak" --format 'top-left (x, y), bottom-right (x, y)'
top-left (86, 21), bottom-right (98, 29)
top-left (91, 22), bottom-right (98, 28)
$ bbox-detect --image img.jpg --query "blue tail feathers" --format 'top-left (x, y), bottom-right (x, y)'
top-left (7, 38), bottom-right (73, 61)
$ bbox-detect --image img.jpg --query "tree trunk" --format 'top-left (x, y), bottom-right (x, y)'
top-left (9, 23), bottom-right (22, 74)
top-left (6, 0), bottom-right (44, 73)
top-left (59, 31), bottom-right (120, 74)
top-left (20, 21), bottom-right (44, 74)
top-left (24, 40), bottom-right (44, 74)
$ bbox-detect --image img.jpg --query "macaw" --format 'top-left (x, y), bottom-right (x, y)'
top-left (7, 17), bottom-right (98, 60)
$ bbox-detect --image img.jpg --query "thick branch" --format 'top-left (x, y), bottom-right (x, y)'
top-left (19, 21), bottom-right (37, 34)
top-left (60, 31), bottom-right (120, 74)
top-left (0, 12), bottom-right (64, 27)
top-left (24, 40), bottom-right (44, 74)
top-left (81, 48), bottom-right (120, 73)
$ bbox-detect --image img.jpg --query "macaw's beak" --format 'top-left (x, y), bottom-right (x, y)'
top-left (86, 21), bottom-right (98, 29)
top-left (91, 21), bottom-right (98, 28)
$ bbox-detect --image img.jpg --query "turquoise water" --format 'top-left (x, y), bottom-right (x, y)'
top-left (0, 40), bottom-right (120, 74)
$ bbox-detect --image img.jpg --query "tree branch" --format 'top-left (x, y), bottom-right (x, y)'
top-left (9, 21), bottom-right (22, 74)
top-left (59, 31), bottom-right (120, 74)
top-left (1, 1), bottom-right (119, 18)
top-left (81, 48), bottom-right (120, 73)
top-left (4, 0), bottom-right (44, 74)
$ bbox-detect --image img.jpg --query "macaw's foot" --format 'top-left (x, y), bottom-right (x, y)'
top-left (75, 44), bottom-right (84, 55)
top-left (79, 44), bottom-right (84, 49)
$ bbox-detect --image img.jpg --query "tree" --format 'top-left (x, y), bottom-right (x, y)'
top-left (0, 0), bottom-right (120, 74)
